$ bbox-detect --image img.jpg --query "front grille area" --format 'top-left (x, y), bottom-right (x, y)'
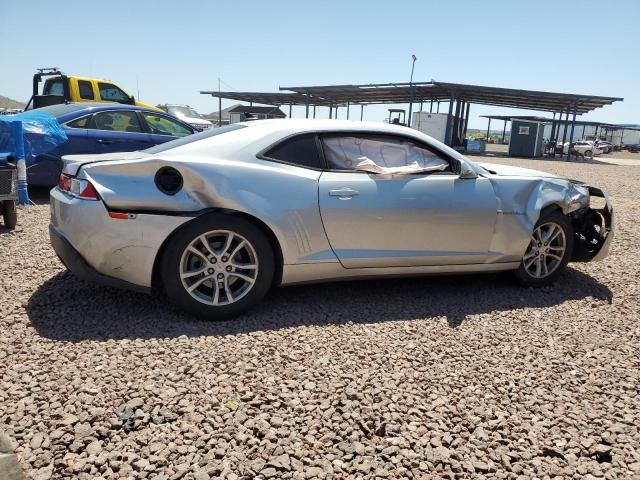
top-left (0, 169), bottom-right (16, 196)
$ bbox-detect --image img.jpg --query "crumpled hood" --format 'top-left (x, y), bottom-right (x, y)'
top-left (478, 162), bottom-right (561, 179)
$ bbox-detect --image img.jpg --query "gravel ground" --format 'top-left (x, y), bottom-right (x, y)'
top-left (1, 158), bottom-right (639, 480)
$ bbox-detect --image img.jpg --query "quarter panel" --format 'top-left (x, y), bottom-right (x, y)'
top-left (50, 188), bottom-right (190, 287)
top-left (80, 156), bottom-right (336, 266)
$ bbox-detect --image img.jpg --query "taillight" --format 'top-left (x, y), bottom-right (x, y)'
top-left (58, 173), bottom-right (72, 192)
top-left (78, 181), bottom-right (99, 200)
top-left (58, 173), bottom-right (100, 201)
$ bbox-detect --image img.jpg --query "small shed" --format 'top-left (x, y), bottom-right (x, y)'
top-left (508, 119), bottom-right (545, 157)
top-left (228, 105), bottom-right (286, 124)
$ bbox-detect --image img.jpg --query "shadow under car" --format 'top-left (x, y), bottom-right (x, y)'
top-left (27, 268), bottom-right (612, 342)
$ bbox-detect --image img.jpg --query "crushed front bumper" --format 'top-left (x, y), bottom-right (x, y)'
top-left (571, 186), bottom-right (614, 262)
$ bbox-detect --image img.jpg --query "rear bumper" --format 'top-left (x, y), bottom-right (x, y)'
top-left (49, 187), bottom-right (190, 288)
top-left (49, 224), bottom-right (150, 293)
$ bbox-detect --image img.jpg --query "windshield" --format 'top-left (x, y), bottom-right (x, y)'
top-left (144, 124), bottom-right (247, 154)
top-left (168, 106), bottom-right (201, 119)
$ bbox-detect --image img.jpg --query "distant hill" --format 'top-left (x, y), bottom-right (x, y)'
top-left (0, 95), bottom-right (25, 110)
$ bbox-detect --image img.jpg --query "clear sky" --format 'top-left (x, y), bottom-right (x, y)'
top-left (2, 0), bottom-right (638, 129)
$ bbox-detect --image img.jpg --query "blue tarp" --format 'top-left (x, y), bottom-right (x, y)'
top-left (0, 111), bottom-right (67, 165)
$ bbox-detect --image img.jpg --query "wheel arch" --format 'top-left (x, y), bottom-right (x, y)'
top-left (538, 202), bottom-right (564, 220)
top-left (151, 208), bottom-right (284, 292)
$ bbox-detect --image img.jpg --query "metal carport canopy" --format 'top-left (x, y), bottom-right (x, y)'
top-left (199, 91), bottom-right (331, 106)
top-left (279, 81), bottom-right (623, 115)
top-left (480, 115), bottom-right (640, 130)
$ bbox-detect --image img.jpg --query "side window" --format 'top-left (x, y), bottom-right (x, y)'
top-left (263, 134), bottom-right (323, 169)
top-left (78, 80), bottom-right (95, 100)
top-left (321, 135), bottom-right (450, 172)
top-left (67, 116), bottom-right (91, 128)
top-left (43, 79), bottom-right (63, 96)
top-left (142, 113), bottom-right (192, 137)
top-left (98, 82), bottom-right (130, 102)
top-left (90, 111), bottom-right (143, 133)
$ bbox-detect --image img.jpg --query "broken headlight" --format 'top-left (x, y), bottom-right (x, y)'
top-left (566, 183), bottom-right (590, 213)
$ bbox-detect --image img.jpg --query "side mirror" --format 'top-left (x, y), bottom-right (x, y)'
top-left (458, 161), bottom-right (478, 179)
top-left (129, 95), bottom-right (135, 105)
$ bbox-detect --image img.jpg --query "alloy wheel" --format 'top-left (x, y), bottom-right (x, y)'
top-left (523, 222), bottom-right (567, 279)
top-left (179, 230), bottom-right (259, 306)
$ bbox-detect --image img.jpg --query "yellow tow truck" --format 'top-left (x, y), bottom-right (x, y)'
top-left (25, 68), bottom-right (159, 111)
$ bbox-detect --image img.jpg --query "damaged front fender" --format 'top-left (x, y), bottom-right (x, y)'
top-left (487, 173), bottom-right (614, 264)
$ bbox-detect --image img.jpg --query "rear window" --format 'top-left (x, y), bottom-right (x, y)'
top-left (144, 124), bottom-right (247, 154)
top-left (43, 79), bottom-right (64, 96)
top-left (262, 134), bottom-right (323, 169)
top-left (67, 115), bottom-right (91, 128)
top-left (33, 103), bottom-right (87, 117)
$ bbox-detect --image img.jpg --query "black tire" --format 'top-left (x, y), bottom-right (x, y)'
top-left (161, 213), bottom-right (275, 320)
top-left (585, 150), bottom-right (592, 157)
top-left (514, 211), bottom-right (574, 287)
top-left (2, 200), bottom-right (17, 229)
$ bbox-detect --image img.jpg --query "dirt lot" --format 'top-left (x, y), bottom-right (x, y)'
top-left (1, 158), bottom-right (639, 479)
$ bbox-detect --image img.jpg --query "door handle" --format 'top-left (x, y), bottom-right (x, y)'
top-left (329, 188), bottom-right (359, 199)
top-left (96, 139), bottom-right (113, 144)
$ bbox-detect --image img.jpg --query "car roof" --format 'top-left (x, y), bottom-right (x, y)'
top-left (234, 118), bottom-right (424, 135)
top-left (36, 102), bottom-right (166, 122)
top-left (149, 118), bottom-right (471, 167)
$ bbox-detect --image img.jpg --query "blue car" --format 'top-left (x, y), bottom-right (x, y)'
top-left (28, 103), bottom-right (195, 186)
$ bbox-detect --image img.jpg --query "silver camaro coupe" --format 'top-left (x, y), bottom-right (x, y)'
top-left (49, 120), bottom-right (614, 319)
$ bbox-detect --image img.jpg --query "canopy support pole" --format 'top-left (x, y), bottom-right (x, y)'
top-left (217, 78), bottom-right (222, 127)
top-left (360, 104), bottom-right (364, 121)
top-left (486, 118), bottom-right (491, 141)
top-left (567, 102), bottom-right (578, 161)
top-left (444, 94), bottom-right (454, 147)
top-left (462, 103), bottom-right (470, 140)
top-left (560, 110), bottom-right (569, 158)
top-left (549, 112), bottom-right (557, 157)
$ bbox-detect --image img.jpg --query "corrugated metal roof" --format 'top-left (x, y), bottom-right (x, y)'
top-left (201, 80), bottom-right (623, 116)
top-left (280, 81), bottom-right (622, 115)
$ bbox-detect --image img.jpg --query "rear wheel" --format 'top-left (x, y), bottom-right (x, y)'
top-left (2, 200), bottom-right (17, 229)
top-left (161, 214), bottom-right (275, 320)
top-left (514, 212), bottom-right (573, 287)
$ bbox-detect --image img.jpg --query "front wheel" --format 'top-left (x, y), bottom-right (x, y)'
top-left (161, 213), bottom-right (275, 320)
top-left (514, 212), bottom-right (574, 287)
top-left (585, 150), bottom-right (592, 157)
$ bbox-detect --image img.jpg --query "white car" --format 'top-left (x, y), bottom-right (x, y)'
top-left (563, 141), bottom-right (601, 157)
top-left (157, 104), bottom-right (213, 132)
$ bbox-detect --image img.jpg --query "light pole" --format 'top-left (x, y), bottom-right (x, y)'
top-left (407, 54), bottom-right (417, 128)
